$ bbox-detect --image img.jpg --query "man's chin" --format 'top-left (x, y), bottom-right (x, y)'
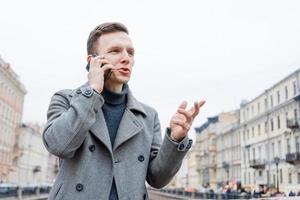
top-left (116, 76), bottom-right (130, 84)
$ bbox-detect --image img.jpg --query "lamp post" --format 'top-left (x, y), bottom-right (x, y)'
top-left (274, 157), bottom-right (280, 194)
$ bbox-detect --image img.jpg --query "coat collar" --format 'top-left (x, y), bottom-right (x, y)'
top-left (69, 82), bottom-right (147, 117)
top-left (70, 82), bottom-right (147, 153)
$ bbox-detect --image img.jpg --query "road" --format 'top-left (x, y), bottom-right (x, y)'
top-left (148, 190), bottom-right (185, 200)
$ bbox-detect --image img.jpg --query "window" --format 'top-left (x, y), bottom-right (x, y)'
top-left (247, 108), bottom-right (249, 119)
top-left (251, 106), bottom-right (254, 117)
top-left (271, 119), bottom-right (274, 131)
top-left (270, 95), bottom-right (274, 108)
top-left (252, 148), bottom-right (256, 160)
top-left (264, 98), bottom-right (268, 111)
top-left (285, 86), bottom-right (288, 99)
top-left (293, 81), bottom-right (297, 95)
top-left (244, 172), bottom-right (246, 184)
top-left (287, 138), bottom-right (291, 154)
top-left (258, 146), bottom-right (262, 159)
top-left (248, 149), bottom-right (250, 163)
top-left (252, 127), bottom-right (255, 138)
top-left (277, 91), bottom-right (280, 104)
top-left (258, 124), bottom-right (261, 136)
top-left (296, 136), bottom-right (300, 153)
top-left (248, 172), bottom-right (251, 184)
top-left (247, 129), bottom-right (250, 139)
top-left (271, 143), bottom-right (275, 158)
top-left (265, 121), bottom-right (268, 133)
top-left (273, 174), bottom-right (276, 185)
top-left (298, 172), bottom-right (300, 184)
top-left (286, 112), bottom-right (289, 128)
top-left (259, 170), bottom-right (262, 176)
top-left (294, 109), bottom-right (298, 120)
top-left (280, 169), bottom-right (283, 184)
top-left (278, 141), bottom-right (282, 157)
top-left (277, 116), bottom-right (281, 129)
top-left (289, 173), bottom-right (292, 184)
top-left (257, 102), bottom-right (260, 114)
top-left (254, 171), bottom-right (256, 184)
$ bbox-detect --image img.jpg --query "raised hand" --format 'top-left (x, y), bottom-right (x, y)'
top-left (169, 100), bottom-right (205, 141)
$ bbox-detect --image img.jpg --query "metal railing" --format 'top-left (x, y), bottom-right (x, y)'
top-left (149, 188), bottom-right (298, 200)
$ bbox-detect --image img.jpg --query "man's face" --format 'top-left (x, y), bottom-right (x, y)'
top-left (96, 32), bottom-right (135, 85)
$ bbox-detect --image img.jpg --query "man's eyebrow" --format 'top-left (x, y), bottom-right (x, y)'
top-left (107, 45), bottom-right (135, 51)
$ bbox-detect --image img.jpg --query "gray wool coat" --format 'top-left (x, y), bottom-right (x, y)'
top-left (43, 83), bottom-right (193, 200)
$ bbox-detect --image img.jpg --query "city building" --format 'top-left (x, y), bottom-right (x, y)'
top-left (195, 111), bottom-right (239, 191)
top-left (240, 69), bottom-right (300, 194)
top-left (8, 123), bottom-right (55, 185)
top-left (215, 121), bottom-right (241, 188)
top-left (0, 56), bottom-right (26, 182)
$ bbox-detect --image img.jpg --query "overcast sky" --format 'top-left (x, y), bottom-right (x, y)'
top-left (1, 0), bottom-right (300, 139)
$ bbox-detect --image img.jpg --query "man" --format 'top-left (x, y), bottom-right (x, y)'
top-left (43, 22), bottom-right (205, 200)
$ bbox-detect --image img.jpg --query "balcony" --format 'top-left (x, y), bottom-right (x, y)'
top-left (286, 152), bottom-right (300, 165)
top-left (287, 119), bottom-right (299, 129)
top-left (249, 159), bottom-right (266, 169)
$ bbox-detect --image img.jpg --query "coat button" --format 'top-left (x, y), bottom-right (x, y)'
top-left (85, 90), bottom-right (92, 95)
top-left (76, 89), bottom-right (81, 94)
top-left (138, 155), bottom-right (144, 162)
top-left (89, 145), bottom-right (96, 152)
top-left (178, 143), bottom-right (185, 151)
top-left (76, 183), bottom-right (83, 192)
top-left (186, 139), bottom-right (193, 149)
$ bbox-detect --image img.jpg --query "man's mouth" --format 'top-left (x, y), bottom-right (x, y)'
top-left (117, 67), bottom-right (131, 74)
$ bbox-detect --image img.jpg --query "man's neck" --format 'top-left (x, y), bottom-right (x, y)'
top-left (105, 82), bottom-right (123, 93)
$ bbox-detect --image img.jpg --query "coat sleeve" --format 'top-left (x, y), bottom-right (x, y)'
top-left (42, 88), bottom-right (104, 158)
top-left (146, 111), bottom-right (193, 188)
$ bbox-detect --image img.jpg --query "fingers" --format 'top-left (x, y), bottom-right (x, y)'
top-left (177, 108), bottom-right (193, 123)
top-left (171, 118), bottom-right (191, 131)
top-left (191, 100), bottom-right (206, 118)
top-left (178, 101), bottom-right (188, 109)
top-left (88, 55), bottom-right (117, 72)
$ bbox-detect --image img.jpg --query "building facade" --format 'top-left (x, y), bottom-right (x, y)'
top-left (240, 69), bottom-right (300, 194)
top-left (8, 123), bottom-right (57, 185)
top-left (0, 56), bottom-right (26, 182)
top-left (195, 111), bottom-right (239, 191)
top-left (215, 121), bottom-right (241, 189)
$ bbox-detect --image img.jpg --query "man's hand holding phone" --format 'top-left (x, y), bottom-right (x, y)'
top-left (87, 54), bottom-right (116, 93)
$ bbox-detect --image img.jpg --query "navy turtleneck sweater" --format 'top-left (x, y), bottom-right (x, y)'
top-left (101, 84), bottom-right (128, 200)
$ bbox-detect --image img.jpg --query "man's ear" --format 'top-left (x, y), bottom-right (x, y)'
top-left (86, 55), bottom-right (91, 72)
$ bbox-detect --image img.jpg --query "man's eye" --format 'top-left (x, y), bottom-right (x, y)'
top-left (109, 49), bottom-right (119, 54)
top-left (128, 51), bottom-right (134, 56)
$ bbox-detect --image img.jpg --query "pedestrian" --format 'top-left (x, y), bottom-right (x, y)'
top-left (43, 22), bottom-right (205, 200)
top-left (289, 190), bottom-right (296, 196)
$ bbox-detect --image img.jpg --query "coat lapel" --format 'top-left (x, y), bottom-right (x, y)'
top-left (89, 109), bottom-right (113, 154)
top-left (113, 108), bottom-right (143, 151)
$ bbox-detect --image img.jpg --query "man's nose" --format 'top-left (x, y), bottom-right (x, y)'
top-left (120, 50), bottom-right (130, 64)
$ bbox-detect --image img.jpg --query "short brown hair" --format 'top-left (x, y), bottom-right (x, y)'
top-left (87, 22), bottom-right (129, 54)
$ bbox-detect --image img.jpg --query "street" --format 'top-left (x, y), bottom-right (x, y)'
top-left (148, 190), bottom-right (184, 200)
